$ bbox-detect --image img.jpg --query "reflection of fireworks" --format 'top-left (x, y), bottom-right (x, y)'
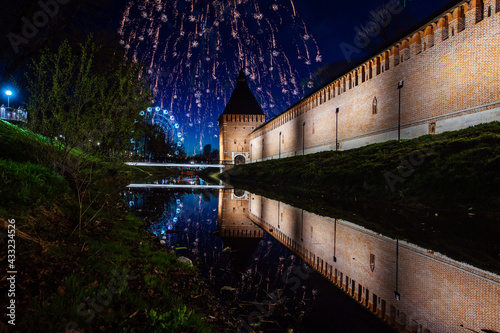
top-left (119, 0), bottom-right (321, 154)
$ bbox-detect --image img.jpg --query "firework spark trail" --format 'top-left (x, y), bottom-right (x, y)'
top-left (119, 0), bottom-right (321, 155)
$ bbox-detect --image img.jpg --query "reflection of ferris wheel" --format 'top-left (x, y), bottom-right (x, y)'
top-left (140, 106), bottom-right (185, 155)
top-left (148, 195), bottom-right (183, 242)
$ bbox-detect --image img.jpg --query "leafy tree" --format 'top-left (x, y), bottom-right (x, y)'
top-left (25, 36), bottom-right (152, 236)
top-left (210, 149), bottom-right (219, 163)
top-left (203, 144), bottom-right (212, 157)
top-left (143, 123), bottom-right (177, 162)
top-left (26, 36), bottom-right (152, 168)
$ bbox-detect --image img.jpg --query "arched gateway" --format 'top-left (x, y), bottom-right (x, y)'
top-left (218, 70), bottom-right (265, 165)
top-left (234, 155), bottom-right (246, 165)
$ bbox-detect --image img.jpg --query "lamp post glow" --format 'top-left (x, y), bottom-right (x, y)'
top-left (397, 81), bottom-right (404, 142)
top-left (5, 90), bottom-right (12, 108)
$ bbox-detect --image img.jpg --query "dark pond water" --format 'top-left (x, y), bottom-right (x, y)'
top-left (123, 178), bottom-right (394, 332)
top-left (122, 177), bottom-right (500, 333)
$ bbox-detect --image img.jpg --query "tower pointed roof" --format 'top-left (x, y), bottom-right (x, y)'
top-left (219, 70), bottom-right (264, 120)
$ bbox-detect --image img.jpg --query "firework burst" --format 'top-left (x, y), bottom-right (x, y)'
top-left (119, 0), bottom-right (321, 154)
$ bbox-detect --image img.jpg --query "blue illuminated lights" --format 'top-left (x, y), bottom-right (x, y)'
top-left (140, 106), bottom-right (186, 156)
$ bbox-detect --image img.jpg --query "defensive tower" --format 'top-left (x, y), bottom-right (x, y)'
top-left (218, 70), bottom-right (265, 164)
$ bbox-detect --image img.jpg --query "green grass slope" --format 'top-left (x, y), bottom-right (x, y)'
top-left (0, 120), bottom-right (233, 332)
top-left (222, 122), bottom-right (500, 212)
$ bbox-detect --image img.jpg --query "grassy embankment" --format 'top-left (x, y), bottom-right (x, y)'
top-left (220, 122), bottom-right (500, 273)
top-left (0, 120), bottom-right (234, 332)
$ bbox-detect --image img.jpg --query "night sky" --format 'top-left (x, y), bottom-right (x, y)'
top-left (115, 0), bottom-right (454, 155)
top-left (3, 0), bottom-right (455, 155)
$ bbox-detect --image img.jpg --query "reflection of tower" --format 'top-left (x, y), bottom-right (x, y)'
top-left (217, 188), bottom-right (263, 272)
top-left (217, 189), bottom-right (263, 238)
top-left (218, 70), bottom-right (266, 164)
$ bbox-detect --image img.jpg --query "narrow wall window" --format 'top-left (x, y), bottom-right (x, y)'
top-left (372, 97), bottom-right (378, 115)
top-left (370, 253), bottom-right (376, 272)
top-left (429, 122), bottom-right (436, 134)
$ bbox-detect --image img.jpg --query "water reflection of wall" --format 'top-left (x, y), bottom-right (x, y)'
top-left (217, 189), bottom-right (263, 239)
top-left (246, 193), bottom-right (500, 333)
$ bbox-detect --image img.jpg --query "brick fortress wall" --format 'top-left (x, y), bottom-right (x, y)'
top-left (246, 193), bottom-right (500, 333)
top-left (248, 0), bottom-right (500, 161)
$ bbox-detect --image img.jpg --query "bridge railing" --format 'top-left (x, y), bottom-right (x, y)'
top-left (131, 159), bottom-right (234, 166)
top-left (125, 162), bottom-right (230, 168)
top-left (0, 107), bottom-right (27, 122)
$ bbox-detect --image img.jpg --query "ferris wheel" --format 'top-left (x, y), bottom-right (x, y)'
top-left (139, 106), bottom-right (185, 156)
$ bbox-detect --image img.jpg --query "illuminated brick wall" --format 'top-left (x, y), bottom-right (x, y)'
top-left (249, 0), bottom-right (500, 161)
top-left (247, 193), bottom-right (500, 333)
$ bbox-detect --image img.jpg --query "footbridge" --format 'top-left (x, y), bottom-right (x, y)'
top-left (127, 183), bottom-right (225, 189)
top-left (125, 162), bottom-right (232, 173)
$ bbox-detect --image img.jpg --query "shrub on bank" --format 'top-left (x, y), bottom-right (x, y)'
top-left (0, 158), bottom-right (70, 207)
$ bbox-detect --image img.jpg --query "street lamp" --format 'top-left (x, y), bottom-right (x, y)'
top-left (333, 218), bottom-right (337, 262)
top-left (302, 121), bottom-right (306, 155)
top-left (279, 132), bottom-right (281, 159)
top-left (5, 90), bottom-right (12, 108)
top-left (335, 108), bottom-right (339, 151)
top-left (395, 239), bottom-right (401, 300)
top-left (397, 81), bottom-right (404, 142)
